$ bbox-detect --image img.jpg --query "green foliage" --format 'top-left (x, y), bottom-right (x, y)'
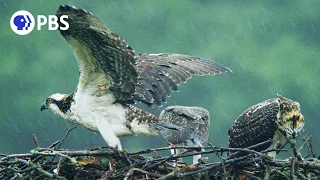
top-left (0, 0), bottom-right (319, 159)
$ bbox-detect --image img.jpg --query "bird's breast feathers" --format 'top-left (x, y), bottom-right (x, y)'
top-left (64, 90), bottom-right (156, 137)
top-left (68, 91), bottom-right (125, 133)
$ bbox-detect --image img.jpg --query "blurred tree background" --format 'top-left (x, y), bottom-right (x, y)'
top-left (0, 0), bottom-right (319, 160)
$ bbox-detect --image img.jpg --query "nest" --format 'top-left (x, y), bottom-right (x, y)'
top-left (0, 128), bottom-right (319, 179)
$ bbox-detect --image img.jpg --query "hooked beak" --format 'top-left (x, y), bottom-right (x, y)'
top-left (292, 131), bottom-right (296, 138)
top-left (40, 103), bottom-right (48, 111)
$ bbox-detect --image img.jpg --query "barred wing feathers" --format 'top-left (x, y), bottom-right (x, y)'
top-left (56, 5), bottom-right (231, 106)
top-left (228, 98), bottom-right (280, 151)
top-left (134, 54), bottom-right (231, 106)
top-left (56, 5), bottom-right (137, 102)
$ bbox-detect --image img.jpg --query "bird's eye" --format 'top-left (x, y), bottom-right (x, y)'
top-left (47, 98), bottom-right (53, 103)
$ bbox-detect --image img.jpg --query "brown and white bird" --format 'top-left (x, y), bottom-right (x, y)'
top-left (159, 106), bottom-right (210, 165)
top-left (40, 5), bottom-right (231, 150)
top-left (228, 94), bottom-right (305, 159)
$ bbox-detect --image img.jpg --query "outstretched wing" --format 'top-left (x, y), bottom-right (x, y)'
top-left (56, 5), bottom-right (137, 102)
top-left (228, 98), bottom-right (280, 152)
top-left (134, 54), bottom-right (232, 106)
top-left (56, 5), bottom-right (231, 106)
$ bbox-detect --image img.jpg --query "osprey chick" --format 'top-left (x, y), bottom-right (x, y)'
top-left (41, 5), bottom-right (231, 150)
top-left (159, 106), bottom-right (210, 165)
top-left (228, 94), bottom-right (305, 159)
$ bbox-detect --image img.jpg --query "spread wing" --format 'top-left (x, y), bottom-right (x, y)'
top-left (228, 98), bottom-right (280, 151)
top-left (56, 5), bottom-right (137, 102)
top-left (56, 5), bottom-right (231, 106)
top-left (134, 54), bottom-right (232, 106)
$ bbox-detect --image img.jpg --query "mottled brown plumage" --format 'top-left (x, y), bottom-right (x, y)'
top-left (56, 5), bottom-right (231, 106)
top-left (125, 105), bottom-right (158, 125)
top-left (228, 94), bottom-right (305, 158)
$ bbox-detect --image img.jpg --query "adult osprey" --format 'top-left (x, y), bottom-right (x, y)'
top-left (228, 95), bottom-right (305, 158)
top-left (159, 106), bottom-right (210, 165)
top-left (40, 5), bottom-right (231, 150)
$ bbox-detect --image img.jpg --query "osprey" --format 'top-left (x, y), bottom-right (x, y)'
top-left (40, 5), bottom-right (231, 150)
top-left (228, 94), bottom-right (305, 158)
top-left (159, 106), bottom-right (210, 165)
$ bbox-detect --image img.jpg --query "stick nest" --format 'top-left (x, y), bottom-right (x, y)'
top-left (0, 129), bottom-right (319, 180)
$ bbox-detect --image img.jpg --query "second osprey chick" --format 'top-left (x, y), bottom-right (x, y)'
top-left (159, 106), bottom-right (210, 165)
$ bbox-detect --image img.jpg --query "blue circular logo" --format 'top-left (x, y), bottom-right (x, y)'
top-left (10, 10), bottom-right (35, 35)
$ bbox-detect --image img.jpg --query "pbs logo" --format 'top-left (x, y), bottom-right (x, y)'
top-left (10, 10), bottom-right (69, 36)
top-left (10, 10), bottom-right (35, 35)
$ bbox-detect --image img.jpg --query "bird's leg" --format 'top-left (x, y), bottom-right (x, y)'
top-left (193, 154), bottom-right (201, 165)
top-left (192, 144), bottom-right (203, 165)
top-left (107, 145), bottom-right (123, 173)
top-left (95, 118), bottom-right (123, 173)
top-left (170, 147), bottom-right (176, 156)
top-left (170, 145), bottom-right (177, 167)
top-left (95, 117), bottom-right (123, 150)
top-left (170, 145), bottom-right (182, 167)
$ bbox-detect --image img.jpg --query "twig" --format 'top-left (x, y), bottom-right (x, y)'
top-left (16, 159), bottom-right (66, 180)
top-left (290, 158), bottom-right (296, 180)
top-left (287, 138), bottom-right (303, 161)
top-left (227, 139), bottom-right (273, 159)
top-left (123, 150), bottom-right (132, 167)
top-left (56, 127), bottom-right (76, 150)
top-left (131, 168), bottom-right (162, 178)
top-left (241, 170), bottom-right (262, 180)
top-left (32, 134), bottom-right (40, 148)
top-left (49, 140), bottom-right (60, 148)
top-left (209, 143), bottom-right (226, 177)
top-left (144, 154), bottom-right (174, 170)
top-left (298, 135), bottom-right (312, 152)
top-left (129, 145), bottom-right (213, 156)
top-left (55, 156), bottom-right (63, 175)
top-left (157, 170), bottom-right (177, 180)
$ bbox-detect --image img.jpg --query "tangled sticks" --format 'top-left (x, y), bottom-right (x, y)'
top-left (0, 129), bottom-right (319, 179)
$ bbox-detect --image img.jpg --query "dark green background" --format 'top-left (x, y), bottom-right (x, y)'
top-left (1, 0), bottom-right (319, 159)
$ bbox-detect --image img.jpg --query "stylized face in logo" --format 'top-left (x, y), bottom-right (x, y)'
top-left (10, 10), bottom-right (35, 35)
top-left (13, 15), bottom-right (32, 30)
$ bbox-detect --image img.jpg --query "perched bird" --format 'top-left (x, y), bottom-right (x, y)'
top-left (159, 106), bottom-right (210, 165)
top-left (228, 94), bottom-right (305, 159)
top-left (40, 5), bottom-right (231, 150)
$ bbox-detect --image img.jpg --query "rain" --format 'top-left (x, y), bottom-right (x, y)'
top-left (0, 0), bottom-right (320, 178)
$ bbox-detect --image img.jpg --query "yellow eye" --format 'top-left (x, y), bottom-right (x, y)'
top-left (47, 98), bottom-right (53, 103)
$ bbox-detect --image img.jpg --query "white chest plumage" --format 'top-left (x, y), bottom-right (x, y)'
top-left (66, 91), bottom-right (133, 137)
top-left (60, 90), bottom-right (159, 150)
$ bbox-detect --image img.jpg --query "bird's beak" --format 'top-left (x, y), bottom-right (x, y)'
top-left (40, 103), bottom-right (48, 111)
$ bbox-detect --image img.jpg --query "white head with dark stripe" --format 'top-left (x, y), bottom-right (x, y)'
top-left (40, 93), bottom-right (74, 118)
